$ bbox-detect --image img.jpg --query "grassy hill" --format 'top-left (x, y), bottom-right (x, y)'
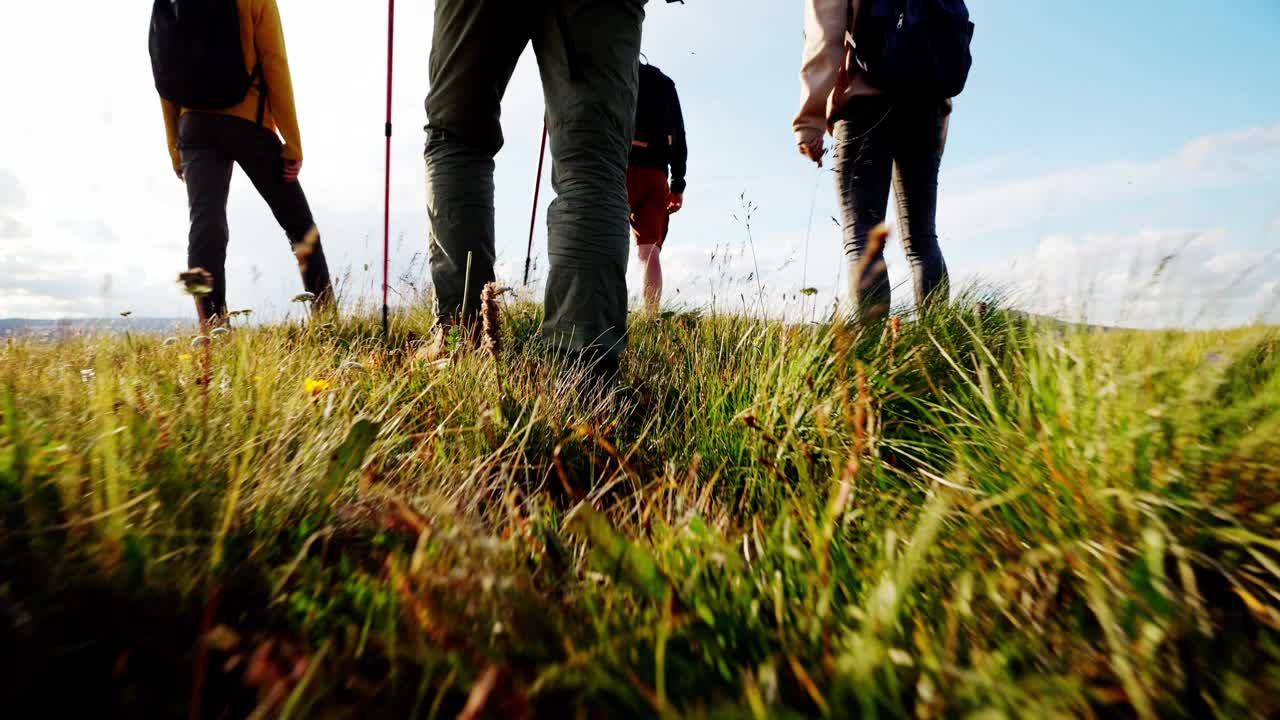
top-left (1, 301), bottom-right (1278, 718)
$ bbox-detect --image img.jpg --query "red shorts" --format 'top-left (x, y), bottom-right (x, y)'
top-left (627, 166), bottom-right (670, 247)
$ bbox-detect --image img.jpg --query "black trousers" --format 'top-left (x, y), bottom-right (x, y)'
top-left (178, 112), bottom-right (333, 320)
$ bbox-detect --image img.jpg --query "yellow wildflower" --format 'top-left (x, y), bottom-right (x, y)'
top-left (178, 353), bottom-right (193, 362)
top-left (304, 378), bottom-right (334, 397)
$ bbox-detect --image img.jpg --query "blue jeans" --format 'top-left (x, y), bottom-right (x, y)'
top-left (832, 96), bottom-right (950, 322)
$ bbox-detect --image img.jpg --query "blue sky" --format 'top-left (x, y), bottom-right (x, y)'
top-left (0, 0), bottom-right (1276, 326)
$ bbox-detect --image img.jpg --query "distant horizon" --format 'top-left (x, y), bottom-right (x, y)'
top-left (0, 316), bottom-right (188, 324)
top-left (0, 316), bottom-right (193, 335)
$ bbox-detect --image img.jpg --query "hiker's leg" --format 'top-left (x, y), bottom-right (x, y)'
top-left (425, 0), bottom-right (532, 325)
top-left (628, 166), bottom-right (668, 312)
top-left (892, 98), bottom-right (949, 312)
top-left (832, 97), bottom-right (895, 322)
top-left (228, 116), bottom-right (334, 311)
top-left (179, 113), bottom-right (235, 322)
top-left (532, 0), bottom-right (647, 364)
top-left (637, 243), bottom-right (663, 312)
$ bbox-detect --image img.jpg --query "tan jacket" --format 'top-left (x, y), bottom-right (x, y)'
top-left (794, 0), bottom-right (879, 146)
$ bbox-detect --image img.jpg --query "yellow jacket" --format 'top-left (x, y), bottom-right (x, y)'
top-left (159, 0), bottom-right (303, 174)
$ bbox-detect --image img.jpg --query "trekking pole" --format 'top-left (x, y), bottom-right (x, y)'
top-left (523, 119), bottom-right (549, 287)
top-left (381, 0), bottom-right (396, 337)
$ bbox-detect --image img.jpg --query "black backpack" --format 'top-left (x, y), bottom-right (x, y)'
top-left (853, 0), bottom-right (975, 99)
top-left (149, 0), bottom-right (263, 114)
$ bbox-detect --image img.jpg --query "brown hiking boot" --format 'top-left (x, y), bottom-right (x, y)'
top-left (414, 323), bottom-right (477, 365)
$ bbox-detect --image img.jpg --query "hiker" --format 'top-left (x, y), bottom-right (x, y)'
top-left (795, 0), bottom-right (973, 322)
top-left (153, 0), bottom-right (334, 327)
top-left (424, 0), bottom-right (681, 376)
top-left (628, 60), bottom-right (688, 313)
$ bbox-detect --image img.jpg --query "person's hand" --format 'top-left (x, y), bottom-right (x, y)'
top-left (798, 134), bottom-right (825, 167)
top-left (667, 192), bottom-right (684, 215)
top-left (283, 159), bottom-right (302, 183)
top-left (175, 167), bottom-right (184, 182)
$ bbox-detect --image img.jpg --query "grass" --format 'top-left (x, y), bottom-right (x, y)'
top-left (1, 297), bottom-right (1278, 718)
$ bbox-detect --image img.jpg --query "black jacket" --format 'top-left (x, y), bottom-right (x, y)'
top-left (630, 63), bottom-right (688, 194)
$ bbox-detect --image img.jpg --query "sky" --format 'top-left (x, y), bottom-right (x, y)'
top-left (1, 0), bottom-right (1277, 327)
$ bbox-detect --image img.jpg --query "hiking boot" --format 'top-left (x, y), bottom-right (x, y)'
top-left (414, 322), bottom-right (477, 365)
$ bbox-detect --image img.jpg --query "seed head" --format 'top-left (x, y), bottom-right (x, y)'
top-left (178, 268), bottom-right (214, 296)
top-left (292, 226), bottom-right (321, 272)
top-left (480, 282), bottom-right (502, 359)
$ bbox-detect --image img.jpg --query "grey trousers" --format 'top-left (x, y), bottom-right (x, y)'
top-left (832, 97), bottom-right (950, 323)
top-left (179, 112), bottom-right (333, 320)
top-left (425, 0), bottom-right (646, 362)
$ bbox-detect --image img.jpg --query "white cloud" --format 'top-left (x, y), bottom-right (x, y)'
top-left (0, 169), bottom-right (30, 242)
top-left (0, 169), bottom-right (26, 210)
top-left (0, 289), bottom-right (95, 320)
top-left (625, 230), bottom-right (823, 312)
top-left (1205, 251), bottom-right (1266, 276)
top-left (0, 216), bottom-right (30, 240)
top-left (962, 227), bottom-right (1277, 328)
top-left (939, 122), bottom-right (1280, 238)
top-left (1176, 124), bottom-right (1280, 172)
top-left (1267, 214), bottom-right (1280, 237)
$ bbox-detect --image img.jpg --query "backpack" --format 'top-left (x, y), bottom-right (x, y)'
top-left (853, 0), bottom-right (975, 99)
top-left (149, 0), bottom-right (263, 114)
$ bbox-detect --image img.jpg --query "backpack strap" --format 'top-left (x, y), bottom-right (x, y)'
top-left (252, 64), bottom-right (268, 126)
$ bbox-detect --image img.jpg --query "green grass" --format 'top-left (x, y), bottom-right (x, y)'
top-left (2, 299), bottom-right (1279, 718)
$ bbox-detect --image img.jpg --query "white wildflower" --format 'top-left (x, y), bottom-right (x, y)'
top-left (888, 648), bottom-right (914, 667)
